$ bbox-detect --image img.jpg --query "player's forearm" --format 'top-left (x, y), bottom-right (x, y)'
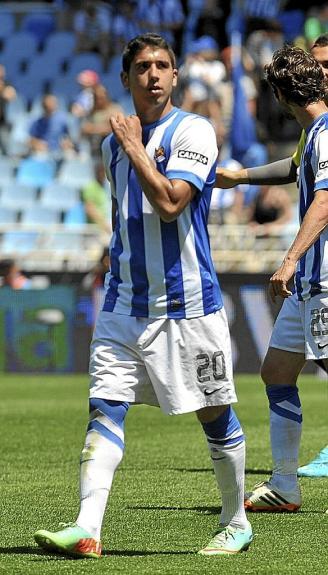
top-left (124, 143), bottom-right (184, 222)
top-left (246, 158), bottom-right (297, 185)
top-left (284, 192), bottom-right (328, 263)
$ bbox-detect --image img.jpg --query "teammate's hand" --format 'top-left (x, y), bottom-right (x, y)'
top-left (215, 167), bottom-right (243, 189)
top-left (269, 259), bottom-right (296, 302)
top-left (110, 114), bottom-right (142, 151)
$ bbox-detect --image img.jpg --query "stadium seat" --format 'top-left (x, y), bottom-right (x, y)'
top-left (21, 205), bottom-right (62, 225)
top-left (1, 183), bottom-right (38, 209)
top-left (63, 202), bottom-right (87, 226)
top-left (57, 158), bottom-right (94, 188)
top-left (0, 11), bottom-right (15, 44)
top-left (101, 70), bottom-right (126, 102)
top-left (1, 230), bottom-right (39, 254)
top-left (26, 54), bottom-right (63, 84)
top-left (68, 52), bottom-right (103, 76)
top-left (40, 183), bottom-right (81, 210)
top-left (50, 76), bottom-right (80, 105)
top-left (277, 10), bottom-right (305, 42)
top-left (1, 32), bottom-right (38, 71)
top-left (16, 157), bottom-right (56, 188)
top-left (0, 156), bottom-right (16, 185)
top-left (48, 231), bottom-right (83, 252)
top-left (20, 12), bottom-right (56, 48)
top-left (42, 31), bottom-right (76, 65)
top-left (4, 112), bottom-right (30, 157)
top-left (0, 206), bottom-right (19, 224)
top-left (11, 73), bottom-right (46, 106)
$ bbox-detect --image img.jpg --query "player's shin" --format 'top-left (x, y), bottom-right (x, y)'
top-left (201, 407), bottom-right (248, 529)
top-left (266, 384), bottom-right (302, 491)
top-left (76, 399), bottom-right (129, 540)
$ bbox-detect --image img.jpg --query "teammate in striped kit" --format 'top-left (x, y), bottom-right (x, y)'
top-left (243, 46), bottom-right (328, 513)
top-left (34, 33), bottom-right (253, 558)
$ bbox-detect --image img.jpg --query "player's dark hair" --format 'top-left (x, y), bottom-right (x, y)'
top-left (265, 45), bottom-right (327, 106)
top-left (312, 34), bottom-right (328, 49)
top-left (122, 33), bottom-right (176, 73)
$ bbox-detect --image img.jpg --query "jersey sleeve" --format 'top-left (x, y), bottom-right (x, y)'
top-left (313, 129), bottom-right (328, 192)
top-left (101, 135), bottom-right (116, 198)
top-left (292, 130), bottom-right (306, 167)
top-left (166, 116), bottom-right (218, 192)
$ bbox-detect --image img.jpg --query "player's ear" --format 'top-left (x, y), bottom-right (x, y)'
top-left (172, 68), bottom-right (178, 88)
top-left (121, 71), bottom-right (129, 90)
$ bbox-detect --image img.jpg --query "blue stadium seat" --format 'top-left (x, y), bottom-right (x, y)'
top-left (57, 158), bottom-right (94, 188)
top-left (101, 70), bottom-right (126, 102)
top-left (1, 184), bottom-right (38, 209)
top-left (0, 206), bottom-right (19, 224)
top-left (50, 76), bottom-right (80, 105)
top-left (42, 31), bottom-right (76, 65)
top-left (0, 11), bottom-right (15, 43)
top-left (16, 157), bottom-right (56, 188)
top-left (68, 52), bottom-right (103, 76)
top-left (11, 73), bottom-right (46, 106)
top-left (27, 54), bottom-right (63, 83)
top-left (1, 230), bottom-right (39, 254)
top-left (0, 156), bottom-right (16, 185)
top-left (63, 202), bottom-right (87, 226)
top-left (277, 10), bottom-right (305, 42)
top-left (21, 205), bottom-right (62, 225)
top-left (20, 12), bottom-right (56, 48)
top-left (48, 231), bottom-right (83, 252)
top-left (40, 183), bottom-right (81, 210)
top-left (1, 32), bottom-right (38, 71)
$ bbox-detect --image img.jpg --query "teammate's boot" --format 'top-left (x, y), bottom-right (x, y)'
top-left (297, 447), bottom-right (328, 477)
top-left (244, 481), bottom-right (301, 512)
top-left (34, 523), bottom-right (102, 558)
top-left (198, 522), bottom-right (253, 556)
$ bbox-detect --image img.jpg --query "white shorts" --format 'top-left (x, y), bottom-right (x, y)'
top-left (89, 310), bottom-right (237, 415)
top-left (270, 292), bottom-right (328, 359)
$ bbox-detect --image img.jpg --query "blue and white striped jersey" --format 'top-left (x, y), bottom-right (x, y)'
top-left (296, 113), bottom-right (328, 300)
top-left (101, 106), bottom-right (222, 318)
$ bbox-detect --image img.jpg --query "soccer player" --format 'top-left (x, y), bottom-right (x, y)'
top-left (34, 33), bottom-right (253, 557)
top-left (239, 45), bottom-right (328, 512)
top-left (215, 35), bottom-right (328, 481)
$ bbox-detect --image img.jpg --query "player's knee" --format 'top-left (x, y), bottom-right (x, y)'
top-left (196, 404), bottom-right (229, 423)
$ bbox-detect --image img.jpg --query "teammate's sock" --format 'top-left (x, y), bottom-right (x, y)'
top-left (202, 407), bottom-right (248, 529)
top-left (266, 385), bottom-right (302, 492)
top-left (76, 399), bottom-right (129, 540)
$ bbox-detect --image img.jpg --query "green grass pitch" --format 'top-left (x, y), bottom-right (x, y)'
top-left (0, 374), bottom-right (327, 575)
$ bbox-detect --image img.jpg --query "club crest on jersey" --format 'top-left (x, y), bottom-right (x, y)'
top-left (154, 146), bottom-right (166, 163)
top-left (177, 150), bottom-right (208, 164)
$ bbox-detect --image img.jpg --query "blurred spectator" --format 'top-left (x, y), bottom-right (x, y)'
top-left (179, 36), bottom-right (226, 104)
top-left (81, 160), bottom-right (111, 235)
top-left (210, 158), bottom-right (256, 224)
top-left (245, 18), bottom-right (284, 77)
top-left (137, 0), bottom-right (185, 52)
top-left (0, 259), bottom-right (31, 289)
top-left (81, 84), bottom-right (123, 156)
top-left (0, 64), bottom-right (17, 153)
top-left (304, 4), bottom-right (328, 48)
top-left (247, 184), bottom-right (292, 237)
top-left (71, 69), bottom-right (100, 118)
top-left (111, 1), bottom-right (141, 55)
top-left (73, 0), bottom-right (112, 67)
top-left (29, 94), bottom-right (76, 157)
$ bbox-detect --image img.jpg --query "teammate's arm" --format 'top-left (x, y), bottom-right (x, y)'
top-left (269, 189), bottom-right (328, 301)
top-left (216, 157), bottom-right (297, 189)
top-left (110, 113), bottom-right (196, 222)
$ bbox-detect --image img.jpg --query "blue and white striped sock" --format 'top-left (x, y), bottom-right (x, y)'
top-left (76, 399), bottom-right (129, 539)
top-left (202, 407), bottom-right (248, 529)
top-left (266, 385), bottom-right (302, 492)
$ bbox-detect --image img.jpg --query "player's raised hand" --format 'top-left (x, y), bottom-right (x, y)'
top-left (269, 259), bottom-right (296, 302)
top-left (110, 114), bottom-right (142, 151)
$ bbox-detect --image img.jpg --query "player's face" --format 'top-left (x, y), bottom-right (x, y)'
top-left (311, 45), bottom-right (328, 79)
top-left (121, 46), bottom-right (178, 113)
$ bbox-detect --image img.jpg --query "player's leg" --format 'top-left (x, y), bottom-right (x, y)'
top-left (197, 404), bottom-right (253, 555)
top-left (34, 312), bottom-right (151, 558)
top-left (245, 294), bottom-right (306, 512)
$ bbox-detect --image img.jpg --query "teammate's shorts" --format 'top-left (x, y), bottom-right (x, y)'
top-left (89, 309), bottom-right (237, 415)
top-left (270, 292), bottom-right (328, 360)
